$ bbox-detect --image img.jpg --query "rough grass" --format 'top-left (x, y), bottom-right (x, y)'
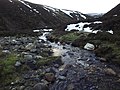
top-left (59, 32), bottom-right (80, 42)
top-left (0, 54), bottom-right (18, 85)
top-left (37, 56), bottom-right (60, 66)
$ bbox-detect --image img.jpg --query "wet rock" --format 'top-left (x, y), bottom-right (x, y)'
top-left (54, 64), bottom-right (59, 68)
top-left (67, 84), bottom-right (75, 90)
top-left (24, 54), bottom-right (33, 60)
top-left (19, 86), bottom-right (25, 90)
top-left (33, 83), bottom-right (49, 90)
top-left (45, 73), bottom-right (55, 82)
top-left (30, 49), bottom-right (37, 53)
top-left (59, 64), bottom-right (68, 71)
top-left (35, 55), bottom-right (43, 59)
top-left (104, 68), bottom-right (116, 76)
top-left (58, 75), bottom-right (66, 80)
top-left (41, 79), bottom-right (49, 85)
top-left (99, 57), bottom-right (107, 62)
top-left (23, 74), bottom-right (31, 79)
top-left (15, 61), bottom-right (22, 67)
top-left (84, 43), bottom-right (95, 50)
top-left (2, 50), bottom-right (11, 54)
top-left (25, 43), bottom-right (34, 50)
top-left (51, 67), bottom-right (59, 73)
top-left (45, 68), bottom-right (51, 73)
top-left (116, 79), bottom-right (120, 83)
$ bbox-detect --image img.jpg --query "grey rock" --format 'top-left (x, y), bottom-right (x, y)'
top-left (2, 50), bottom-right (11, 54)
top-left (84, 43), bottom-right (95, 50)
top-left (35, 55), bottom-right (43, 59)
top-left (33, 83), bottom-right (49, 90)
top-left (58, 75), bottom-right (66, 80)
top-left (25, 43), bottom-right (34, 50)
top-left (104, 68), bottom-right (116, 76)
top-left (24, 54), bottom-right (33, 60)
top-left (45, 73), bottom-right (55, 82)
top-left (15, 61), bottom-right (22, 67)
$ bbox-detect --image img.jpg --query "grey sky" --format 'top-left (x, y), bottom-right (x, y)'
top-left (25, 0), bottom-right (120, 13)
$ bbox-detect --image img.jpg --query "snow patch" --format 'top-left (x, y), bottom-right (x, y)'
top-left (113, 15), bottom-right (117, 17)
top-left (93, 21), bottom-right (102, 24)
top-left (18, 0), bottom-right (39, 14)
top-left (33, 29), bottom-right (53, 32)
top-left (44, 5), bottom-right (59, 12)
top-left (61, 9), bottom-right (86, 19)
top-left (107, 30), bottom-right (113, 34)
top-left (18, 0), bottom-right (32, 9)
top-left (9, 0), bottom-right (13, 3)
top-left (65, 22), bottom-right (103, 33)
top-left (65, 22), bottom-right (90, 31)
top-left (80, 13), bottom-right (86, 19)
top-left (33, 9), bottom-right (39, 13)
top-left (61, 10), bottom-right (73, 17)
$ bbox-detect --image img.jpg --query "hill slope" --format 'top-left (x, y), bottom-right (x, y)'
top-left (101, 3), bottom-right (120, 34)
top-left (0, 0), bottom-right (91, 35)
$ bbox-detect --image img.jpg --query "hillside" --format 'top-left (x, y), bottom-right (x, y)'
top-left (0, 0), bottom-right (91, 35)
top-left (101, 3), bottom-right (120, 34)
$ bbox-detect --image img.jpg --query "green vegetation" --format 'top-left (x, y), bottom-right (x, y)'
top-left (59, 32), bottom-right (80, 43)
top-left (37, 56), bottom-right (60, 66)
top-left (0, 54), bottom-right (19, 85)
top-left (0, 54), bottom-right (18, 74)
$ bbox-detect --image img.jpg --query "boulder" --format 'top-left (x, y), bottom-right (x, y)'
top-left (84, 43), bottom-right (95, 50)
top-left (33, 83), bottom-right (49, 90)
top-left (45, 73), bottom-right (55, 82)
top-left (104, 68), bottom-right (116, 76)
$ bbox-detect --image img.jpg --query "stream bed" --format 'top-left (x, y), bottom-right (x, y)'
top-left (0, 32), bottom-right (120, 90)
top-left (40, 32), bottom-right (120, 90)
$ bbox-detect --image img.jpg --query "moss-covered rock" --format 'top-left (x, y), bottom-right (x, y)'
top-left (0, 54), bottom-right (20, 85)
top-left (37, 56), bottom-right (62, 66)
top-left (59, 32), bottom-right (80, 43)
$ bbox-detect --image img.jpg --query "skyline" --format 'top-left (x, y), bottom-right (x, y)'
top-left (25, 0), bottom-right (120, 13)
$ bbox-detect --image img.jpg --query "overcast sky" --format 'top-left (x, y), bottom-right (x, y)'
top-left (25, 0), bottom-right (120, 13)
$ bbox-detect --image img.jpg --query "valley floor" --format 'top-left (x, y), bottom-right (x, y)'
top-left (0, 33), bottom-right (120, 90)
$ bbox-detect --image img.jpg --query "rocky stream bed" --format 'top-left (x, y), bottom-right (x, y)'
top-left (0, 32), bottom-right (120, 90)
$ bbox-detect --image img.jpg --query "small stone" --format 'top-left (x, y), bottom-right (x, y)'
top-left (99, 57), bottom-right (107, 62)
top-left (25, 43), bottom-right (34, 50)
top-left (58, 75), bottom-right (66, 80)
top-left (15, 61), bottom-right (21, 67)
top-left (2, 50), bottom-right (10, 54)
top-left (19, 86), bottom-right (25, 90)
top-left (35, 55), bottom-right (43, 59)
top-left (41, 79), bottom-right (49, 85)
top-left (33, 83), bottom-right (49, 90)
top-left (45, 68), bottom-right (51, 73)
top-left (118, 74), bottom-right (120, 78)
top-left (45, 73), bottom-right (55, 82)
top-left (104, 68), bottom-right (116, 76)
top-left (24, 54), bottom-right (33, 60)
top-left (59, 64), bottom-right (67, 71)
top-left (116, 79), bottom-right (120, 83)
top-left (67, 84), bottom-right (75, 90)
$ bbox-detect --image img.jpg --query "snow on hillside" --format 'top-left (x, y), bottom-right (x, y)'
top-left (18, 0), bottom-right (40, 13)
top-left (61, 9), bottom-right (87, 19)
top-left (65, 22), bottom-right (91, 32)
top-left (65, 22), bottom-right (113, 34)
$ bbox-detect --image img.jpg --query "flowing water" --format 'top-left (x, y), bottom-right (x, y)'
top-left (39, 32), bottom-right (120, 90)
